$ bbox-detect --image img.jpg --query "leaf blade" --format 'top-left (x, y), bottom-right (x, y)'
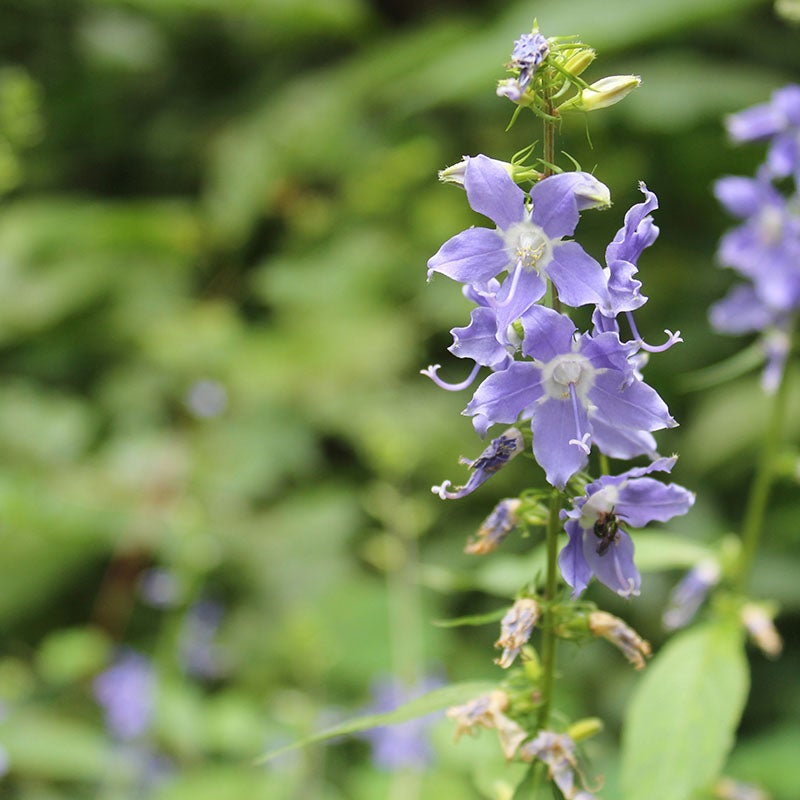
top-left (621, 621), bottom-right (749, 800)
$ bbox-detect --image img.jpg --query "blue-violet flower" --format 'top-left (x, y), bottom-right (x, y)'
top-left (559, 456), bottom-right (695, 598)
top-left (465, 306), bottom-right (676, 488)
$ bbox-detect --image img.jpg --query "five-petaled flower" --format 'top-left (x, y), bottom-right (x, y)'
top-left (427, 155), bottom-right (610, 342)
top-left (465, 305), bottom-right (676, 489)
top-left (558, 456), bottom-right (695, 597)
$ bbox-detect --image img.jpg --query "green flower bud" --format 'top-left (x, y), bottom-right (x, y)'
top-left (562, 47), bottom-right (596, 78)
top-left (567, 717), bottom-right (603, 742)
top-left (560, 75), bottom-right (641, 112)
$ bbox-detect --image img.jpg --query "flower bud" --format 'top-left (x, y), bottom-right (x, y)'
top-left (562, 47), bottom-right (596, 78)
top-left (567, 717), bottom-right (603, 743)
top-left (560, 75), bottom-right (641, 112)
top-left (439, 156), bottom-right (542, 188)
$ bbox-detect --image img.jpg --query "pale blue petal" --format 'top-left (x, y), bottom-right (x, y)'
top-left (546, 242), bottom-right (609, 308)
top-left (615, 479), bottom-right (695, 527)
top-left (584, 529), bottom-right (640, 598)
top-left (588, 413), bottom-right (658, 460)
top-left (531, 396), bottom-right (589, 489)
top-left (605, 182), bottom-right (659, 265)
top-left (464, 155), bottom-right (526, 230)
top-left (559, 520), bottom-right (593, 597)
top-left (520, 305), bottom-right (576, 361)
top-left (450, 307), bottom-right (510, 369)
top-left (464, 362), bottom-right (542, 427)
top-left (530, 172), bottom-right (609, 238)
top-left (427, 227), bottom-right (507, 284)
top-left (590, 371), bottom-right (675, 432)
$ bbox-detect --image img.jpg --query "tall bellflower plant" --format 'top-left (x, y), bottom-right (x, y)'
top-left (422, 28), bottom-right (693, 798)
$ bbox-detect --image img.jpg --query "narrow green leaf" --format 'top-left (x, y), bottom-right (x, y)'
top-left (432, 608), bottom-right (507, 628)
top-left (257, 680), bottom-right (496, 763)
top-left (621, 621), bottom-right (750, 800)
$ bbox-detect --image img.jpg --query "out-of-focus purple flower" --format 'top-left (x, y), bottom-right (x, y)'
top-left (714, 176), bottom-right (800, 312)
top-left (711, 170), bottom-right (800, 391)
top-left (139, 567), bottom-right (181, 608)
top-left (360, 675), bottom-right (444, 771)
top-left (558, 457), bottom-right (695, 598)
top-left (465, 306), bottom-right (676, 488)
top-left (185, 379), bottom-right (228, 418)
top-left (497, 32), bottom-right (550, 102)
top-left (726, 85), bottom-right (800, 183)
top-left (179, 599), bottom-right (225, 680)
top-left (94, 650), bottom-right (155, 741)
top-left (0, 744), bottom-right (8, 778)
top-left (662, 558), bottom-right (721, 630)
top-left (432, 427), bottom-right (524, 499)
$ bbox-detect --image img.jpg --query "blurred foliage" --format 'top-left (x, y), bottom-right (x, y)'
top-left (0, 0), bottom-right (798, 798)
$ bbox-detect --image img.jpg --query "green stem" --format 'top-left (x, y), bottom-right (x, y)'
top-left (536, 488), bottom-right (563, 731)
top-left (736, 333), bottom-right (794, 592)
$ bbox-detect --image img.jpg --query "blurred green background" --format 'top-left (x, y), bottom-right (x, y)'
top-left (0, 0), bottom-right (799, 798)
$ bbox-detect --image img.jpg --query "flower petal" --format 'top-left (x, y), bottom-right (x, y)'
top-left (615, 478), bottom-right (695, 527)
top-left (464, 362), bottom-right (543, 429)
top-left (590, 371), bottom-right (676, 433)
top-left (558, 520), bottom-right (593, 597)
top-left (450, 306), bottom-right (511, 369)
top-left (546, 242), bottom-right (609, 308)
top-left (464, 155), bottom-right (526, 230)
top-left (520, 305), bottom-right (576, 362)
top-left (530, 172), bottom-right (610, 238)
top-left (583, 528), bottom-right (641, 598)
top-left (427, 227), bottom-right (507, 284)
top-left (531, 396), bottom-right (590, 489)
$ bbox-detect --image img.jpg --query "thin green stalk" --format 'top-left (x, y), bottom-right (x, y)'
top-left (536, 487), bottom-right (563, 731)
top-left (736, 335), bottom-right (794, 592)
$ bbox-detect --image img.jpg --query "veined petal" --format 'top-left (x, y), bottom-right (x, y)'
top-left (602, 258), bottom-right (647, 315)
top-left (531, 396), bottom-right (590, 489)
top-left (588, 413), bottom-right (658, 460)
top-left (530, 172), bottom-right (611, 238)
top-left (450, 307), bottom-right (511, 369)
top-left (615, 478), bottom-right (695, 527)
top-left (520, 305), bottom-right (576, 361)
top-left (464, 155), bottom-right (526, 230)
top-left (464, 362), bottom-right (543, 428)
top-left (493, 268), bottom-right (546, 338)
top-left (427, 227), bottom-right (507, 284)
top-left (584, 528), bottom-right (640, 598)
top-left (580, 331), bottom-right (634, 374)
top-left (546, 242), bottom-right (609, 308)
top-left (559, 520), bottom-right (593, 597)
top-left (605, 182), bottom-right (659, 264)
top-left (590, 371), bottom-right (676, 432)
